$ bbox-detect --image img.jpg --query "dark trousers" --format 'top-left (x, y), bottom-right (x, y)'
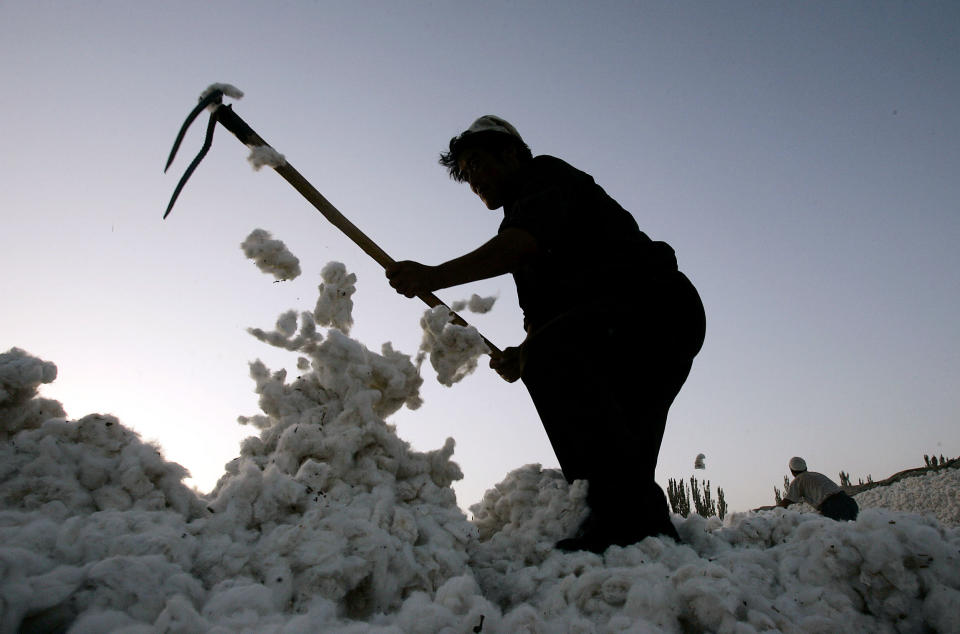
top-left (819, 492), bottom-right (859, 521)
top-left (521, 272), bottom-right (705, 540)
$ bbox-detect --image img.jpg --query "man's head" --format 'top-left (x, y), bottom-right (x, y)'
top-left (439, 115), bottom-right (533, 210)
top-left (789, 456), bottom-right (807, 476)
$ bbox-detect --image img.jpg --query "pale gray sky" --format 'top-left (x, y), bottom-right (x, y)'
top-left (2, 1), bottom-right (958, 512)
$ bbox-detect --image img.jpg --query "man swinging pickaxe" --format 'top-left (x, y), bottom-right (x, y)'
top-left (163, 84), bottom-right (498, 354)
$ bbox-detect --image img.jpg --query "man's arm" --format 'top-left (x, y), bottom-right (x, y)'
top-left (386, 227), bottom-right (538, 297)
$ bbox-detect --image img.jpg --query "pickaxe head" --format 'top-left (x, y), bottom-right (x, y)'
top-left (162, 87), bottom-right (226, 219)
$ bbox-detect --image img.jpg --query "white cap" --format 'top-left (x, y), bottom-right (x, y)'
top-left (462, 115), bottom-right (524, 142)
top-left (789, 457), bottom-right (807, 472)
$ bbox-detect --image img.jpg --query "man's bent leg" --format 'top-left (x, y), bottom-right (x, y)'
top-left (522, 322), bottom-right (692, 549)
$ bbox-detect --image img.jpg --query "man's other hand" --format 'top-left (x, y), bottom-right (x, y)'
top-left (490, 345), bottom-right (525, 383)
top-left (385, 261), bottom-right (439, 298)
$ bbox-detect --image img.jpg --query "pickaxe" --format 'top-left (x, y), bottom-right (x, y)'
top-left (164, 85), bottom-right (499, 355)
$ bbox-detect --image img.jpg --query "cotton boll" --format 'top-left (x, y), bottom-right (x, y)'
top-left (77, 452), bottom-right (111, 491)
top-left (93, 485), bottom-right (134, 511)
top-left (240, 228), bottom-right (302, 281)
top-left (201, 582), bottom-right (275, 628)
top-left (501, 603), bottom-right (548, 632)
top-left (0, 549), bottom-right (82, 632)
top-left (600, 573), bottom-right (632, 606)
top-left (467, 294), bottom-right (496, 314)
top-left (566, 568), bottom-right (624, 616)
top-left (923, 584), bottom-right (960, 633)
top-left (294, 458), bottom-right (333, 493)
top-left (200, 83), bottom-right (243, 101)
top-left (258, 557), bottom-right (295, 610)
top-left (0, 347), bottom-right (65, 437)
top-left (308, 331), bottom-right (422, 420)
top-left (745, 608), bottom-right (777, 631)
top-left (395, 591), bottom-right (458, 633)
top-left (417, 306), bottom-right (490, 386)
top-left (247, 145), bottom-right (287, 171)
top-left (153, 594), bottom-right (212, 633)
top-left (314, 261), bottom-right (356, 334)
top-left (248, 312), bottom-right (323, 354)
top-left (450, 294), bottom-right (497, 315)
top-left (75, 414), bottom-right (127, 452)
top-left (120, 462), bottom-right (158, 500)
top-left (276, 310), bottom-right (298, 337)
top-left (0, 347), bottom-right (57, 405)
top-left (68, 609), bottom-right (146, 633)
top-left (278, 595), bottom-right (340, 632)
top-left (238, 414), bottom-right (273, 430)
top-left (373, 342), bottom-right (424, 415)
top-left (672, 562), bottom-right (743, 632)
top-left (390, 507), bottom-right (419, 545)
top-left (78, 555), bottom-right (195, 624)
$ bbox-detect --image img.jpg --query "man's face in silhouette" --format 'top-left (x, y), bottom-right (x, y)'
top-left (457, 144), bottom-right (523, 210)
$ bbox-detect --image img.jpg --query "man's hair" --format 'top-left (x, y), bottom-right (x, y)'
top-left (438, 131), bottom-right (533, 182)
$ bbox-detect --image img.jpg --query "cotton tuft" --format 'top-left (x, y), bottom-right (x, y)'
top-left (240, 228), bottom-right (302, 281)
top-left (247, 145), bottom-right (286, 171)
top-left (200, 83), bottom-right (244, 101)
top-left (417, 306), bottom-right (490, 386)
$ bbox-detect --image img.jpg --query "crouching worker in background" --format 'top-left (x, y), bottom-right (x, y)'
top-left (386, 115), bottom-right (706, 552)
top-left (778, 456), bottom-right (860, 521)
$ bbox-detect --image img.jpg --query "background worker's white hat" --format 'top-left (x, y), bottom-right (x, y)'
top-left (789, 457), bottom-right (807, 472)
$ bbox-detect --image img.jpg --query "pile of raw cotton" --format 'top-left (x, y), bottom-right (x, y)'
top-left (2, 261), bottom-right (960, 632)
top-left (854, 468), bottom-right (960, 527)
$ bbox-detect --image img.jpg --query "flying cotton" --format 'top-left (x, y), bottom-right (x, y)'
top-left (313, 261), bottom-right (356, 334)
top-left (2, 267), bottom-right (960, 632)
top-left (417, 306), bottom-right (490, 387)
top-left (415, 295), bottom-right (496, 387)
top-left (240, 228), bottom-right (302, 281)
top-left (450, 294), bottom-right (497, 315)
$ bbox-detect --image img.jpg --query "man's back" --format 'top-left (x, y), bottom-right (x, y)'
top-left (785, 471), bottom-right (842, 508)
top-left (500, 155), bottom-right (677, 330)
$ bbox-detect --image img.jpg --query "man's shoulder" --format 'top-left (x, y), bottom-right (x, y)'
top-left (794, 472), bottom-right (820, 485)
top-left (795, 471), bottom-right (839, 490)
top-left (529, 155), bottom-right (590, 180)
top-left (532, 154), bottom-right (569, 167)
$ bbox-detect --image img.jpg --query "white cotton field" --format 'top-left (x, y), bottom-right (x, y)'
top-left (3, 264), bottom-right (959, 633)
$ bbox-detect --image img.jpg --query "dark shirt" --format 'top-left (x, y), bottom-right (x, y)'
top-left (499, 155), bottom-right (676, 330)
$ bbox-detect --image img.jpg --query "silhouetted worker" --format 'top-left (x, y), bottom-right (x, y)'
top-left (778, 457), bottom-right (859, 521)
top-left (386, 116), bottom-right (705, 552)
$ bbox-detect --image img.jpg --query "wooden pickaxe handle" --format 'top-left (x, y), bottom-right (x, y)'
top-left (213, 105), bottom-right (501, 355)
